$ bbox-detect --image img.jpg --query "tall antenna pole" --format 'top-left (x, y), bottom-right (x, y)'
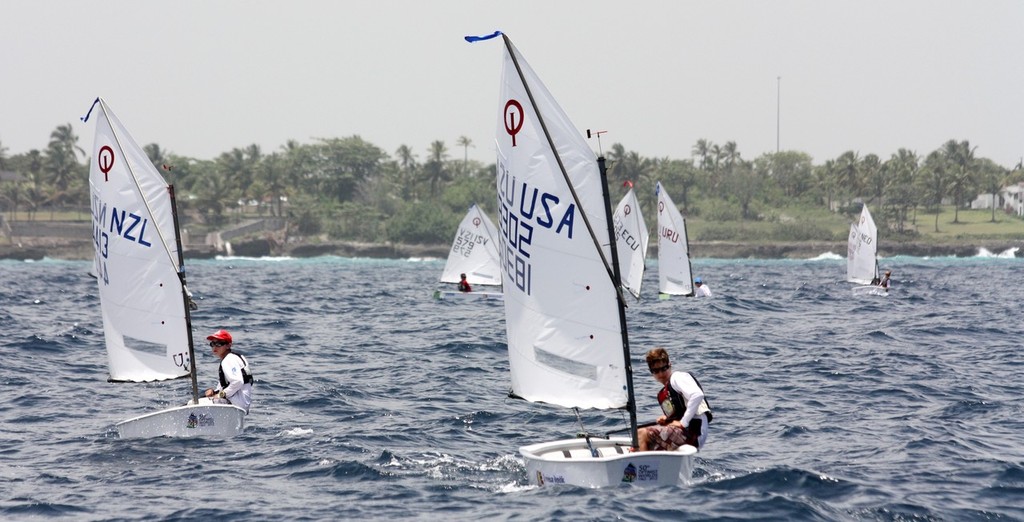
top-left (776, 76), bottom-right (781, 154)
top-left (587, 129), bottom-right (607, 157)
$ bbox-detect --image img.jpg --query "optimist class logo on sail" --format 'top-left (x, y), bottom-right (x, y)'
top-left (496, 97), bottom-right (577, 296)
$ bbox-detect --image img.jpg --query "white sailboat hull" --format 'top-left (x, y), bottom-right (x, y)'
top-left (520, 437), bottom-right (696, 488)
top-left (852, 285), bottom-right (889, 296)
top-left (116, 400), bottom-right (246, 439)
top-left (433, 290), bottom-right (503, 301)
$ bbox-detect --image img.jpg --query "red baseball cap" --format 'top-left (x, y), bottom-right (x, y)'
top-left (206, 330), bottom-right (233, 343)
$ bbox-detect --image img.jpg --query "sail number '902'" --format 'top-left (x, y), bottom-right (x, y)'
top-left (496, 161), bottom-right (577, 296)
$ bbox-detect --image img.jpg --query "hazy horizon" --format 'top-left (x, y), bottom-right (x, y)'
top-left (2, 0), bottom-right (1022, 168)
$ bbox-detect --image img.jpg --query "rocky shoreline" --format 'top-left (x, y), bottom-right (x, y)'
top-left (2, 237), bottom-right (1021, 262)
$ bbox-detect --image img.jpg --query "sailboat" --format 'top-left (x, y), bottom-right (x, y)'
top-left (655, 182), bottom-right (695, 299)
top-left (847, 203), bottom-right (881, 294)
top-left (473, 31), bottom-right (695, 487)
top-left (613, 185), bottom-right (650, 299)
top-left (84, 98), bottom-right (246, 438)
top-left (434, 203), bottom-right (503, 301)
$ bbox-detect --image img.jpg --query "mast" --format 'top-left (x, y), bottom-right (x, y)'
top-left (683, 211), bottom-right (696, 297)
top-left (169, 185), bottom-right (200, 403)
top-left (598, 157), bottom-right (638, 449)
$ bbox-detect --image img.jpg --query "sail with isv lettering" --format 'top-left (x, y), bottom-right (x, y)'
top-left (434, 203), bottom-right (503, 300)
top-left (613, 186), bottom-right (649, 299)
top-left (472, 31), bottom-right (695, 488)
top-left (656, 182), bottom-right (694, 298)
top-left (85, 97), bottom-right (245, 438)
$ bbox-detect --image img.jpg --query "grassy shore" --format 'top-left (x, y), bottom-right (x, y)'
top-left (3, 207), bottom-right (1022, 261)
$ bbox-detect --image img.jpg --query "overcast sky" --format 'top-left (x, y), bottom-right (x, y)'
top-left (3, 1), bottom-right (1022, 169)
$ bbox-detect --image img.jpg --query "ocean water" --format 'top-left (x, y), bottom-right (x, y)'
top-left (2, 251), bottom-right (1023, 521)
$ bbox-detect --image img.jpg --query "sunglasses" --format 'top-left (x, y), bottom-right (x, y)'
top-left (209, 340), bottom-right (229, 348)
top-left (649, 364), bottom-right (670, 374)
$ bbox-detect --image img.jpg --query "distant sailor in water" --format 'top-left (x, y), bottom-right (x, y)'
top-left (204, 329), bottom-right (254, 413)
top-left (878, 270), bottom-right (892, 292)
top-left (693, 277), bottom-right (712, 297)
top-left (458, 273), bottom-right (472, 293)
top-left (635, 347), bottom-right (712, 452)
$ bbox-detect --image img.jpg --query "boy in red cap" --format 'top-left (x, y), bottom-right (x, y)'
top-left (204, 329), bottom-right (254, 413)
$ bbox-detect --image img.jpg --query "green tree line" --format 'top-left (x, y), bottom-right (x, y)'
top-left (1, 125), bottom-right (1022, 244)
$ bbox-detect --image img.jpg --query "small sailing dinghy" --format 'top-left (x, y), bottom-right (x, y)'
top-left (655, 182), bottom-right (696, 299)
top-left (84, 98), bottom-right (246, 438)
top-left (613, 185), bottom-right (650, 299)
top-left (434, 203), bottom-right (503, 301)
top-left (472, 31), bottom-right (695, 487)
top-left (847, 204), bottom-right (884, 295)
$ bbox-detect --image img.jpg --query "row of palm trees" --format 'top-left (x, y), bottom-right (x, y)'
top-left (2, 124), bottom-right (1021, 244)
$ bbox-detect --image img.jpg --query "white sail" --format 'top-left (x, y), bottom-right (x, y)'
top-left (847, 204), bottom-right (878, 284)
top-left (439, 204), bottom-right (502, 286)
top-left (88, 99), bottom-right (191, 382)
top-left (656, 182), bottom-right (694, 296)
top-left (495, 35), bottom-right (626, 410)
top-left (613, 187), bottom-right (649, 299)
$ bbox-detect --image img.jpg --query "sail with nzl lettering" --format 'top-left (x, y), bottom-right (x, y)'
top-left (86, 97), bottom-right (246, 438)
top-left (89, 98), bottom-right (191, 383)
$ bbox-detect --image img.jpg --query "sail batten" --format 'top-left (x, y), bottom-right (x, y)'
top-left (496, 36), bottom-right (628, 410)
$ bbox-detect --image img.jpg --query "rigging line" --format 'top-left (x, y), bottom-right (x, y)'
top-left (501, 34), bottom-right (618, 290)
top-left (97, 99), bottom-right (181, 273)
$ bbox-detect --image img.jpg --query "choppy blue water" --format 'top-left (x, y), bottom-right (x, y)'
top-left (2, 252), bottom-right (1023, 521)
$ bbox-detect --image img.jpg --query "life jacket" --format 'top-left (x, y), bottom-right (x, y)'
top-left (657, 371), bottom-right (713, 424)
top-left (219, 351), bottom-right (254, 389)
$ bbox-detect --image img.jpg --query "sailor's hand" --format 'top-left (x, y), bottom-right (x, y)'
top-left (656, 415), bottom-right (668, 426)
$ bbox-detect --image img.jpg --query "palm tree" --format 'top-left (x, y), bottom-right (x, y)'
top-left (814, 159), bottom-right (839, 211)
top-left (423, 140), bottom-right (450, 197)
top-left (721, 141), bottom-right (741, 168)
top-left (394, 144), bottom-right (419, 200)
top-left (919, 150), bottom-right (949, 232)
top-left (257, 152), bottom-right (288, 216)
top-left (44, 124), bottom-right (85, 211)
top-left (883, 149), bottom-right (920, 231)
top-left (605, 143), bottom-right (629, 186)
top-left (691, 139), bottom-right (712, 171)
top-left (835, 151), bottom-right (861, 205)
top-left (941, 139), bottom-right (976, 224)
top-left (861, 153), bottom-right (884, 205)
top-left (143, 143), bottom-right (168, 168)
top-left (456, 136), bottom-right (473, 176)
